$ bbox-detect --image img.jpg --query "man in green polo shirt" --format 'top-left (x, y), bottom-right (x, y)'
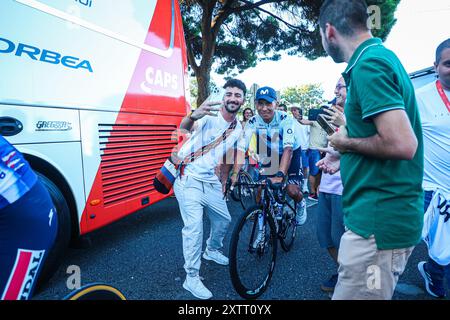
top-left (318, 0), bottom-right (424, 300)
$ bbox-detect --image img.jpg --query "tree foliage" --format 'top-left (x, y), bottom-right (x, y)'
top-left (180, 0), bottom-right (401, 106)
top-left (281, 84), bottom-right (327, 111)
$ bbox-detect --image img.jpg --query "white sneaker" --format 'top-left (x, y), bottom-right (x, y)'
top-left (302, 182), bottom-right (309, 194)
top-left (284, 198), bottom-right (295, 217)
top-left (296, 199), bottom-right (307, 226)
top-left (203, 248), bottom-right (229, 265)
top-left (183, 275), bottom-right (213, 300)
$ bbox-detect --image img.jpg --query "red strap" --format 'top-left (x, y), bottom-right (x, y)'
top-left (436, 80), bottom-right (450, 113)
top-left (178, 118), bottom-right (237, 166)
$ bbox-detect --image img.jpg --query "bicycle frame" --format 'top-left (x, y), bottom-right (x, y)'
top-left (231, 177), bottom-right (293, 244)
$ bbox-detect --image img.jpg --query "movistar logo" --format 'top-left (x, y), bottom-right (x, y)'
top-left (0, 37), bottom-right (93, 72)
top-left (260, 89), bottom-right (269, 95)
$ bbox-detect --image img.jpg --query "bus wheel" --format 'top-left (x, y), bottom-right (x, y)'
top-left (35, 172), bottom-right (72, 291)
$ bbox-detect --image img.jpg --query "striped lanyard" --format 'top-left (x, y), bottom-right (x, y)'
top-left (436, 80), bottom-right (450, 113)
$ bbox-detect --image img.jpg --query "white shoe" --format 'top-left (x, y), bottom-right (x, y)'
top-left (183, 275), bottom-right (213, 300)
top-left (302, 183), bottom-right (309, 194)
top-left (203, 248), bottom-right (229, 266)
top-left (284, 198), bottom-right (295, 217)
top-left (296, 199), bottom-right (307, 226)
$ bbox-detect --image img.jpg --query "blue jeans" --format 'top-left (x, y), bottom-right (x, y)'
top-left (316, 192), bottom-right (345, 249)
top-left (307, 149), bottom-right (321, 176)
top-left (424, 190), bottom-right (450, 289)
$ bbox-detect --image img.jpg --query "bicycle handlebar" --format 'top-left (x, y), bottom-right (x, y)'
top-left (226, 176), bottom-right (288, 204)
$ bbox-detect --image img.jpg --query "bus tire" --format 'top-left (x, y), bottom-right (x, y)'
top-left (35, 172), bottom-right (72, 291)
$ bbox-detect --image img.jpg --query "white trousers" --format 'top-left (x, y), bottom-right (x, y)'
top-left (173, 175), bottom-right (231, 276)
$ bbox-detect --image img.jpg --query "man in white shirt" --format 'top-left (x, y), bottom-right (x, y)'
top-left (416, 38), bottom-right (450, 299)
top-left (174, 79), bottom-right (246, 299)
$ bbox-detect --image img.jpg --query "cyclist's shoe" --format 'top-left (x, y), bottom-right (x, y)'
top-left (203, 248), bottom-right (229, 266)
top-left (418, 261), bottom-right (446, 298)
top-left (302, 183), bottom-right (309, 194)
top-left (183, 275), bottom-right (213, 300)
top-left (252, 228), bottom-right (265, 249)
top-left (295, 199), bottom-right (307, 226)
top-left (320, 274), bottom-right (338, 292)
top-left (284, 198), bottom-right (295, 216)
top-left (308, 193), bottom-right (318, 201)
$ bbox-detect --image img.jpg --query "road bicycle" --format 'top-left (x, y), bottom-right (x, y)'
top-left (227, 177), bottom-right (298, 299)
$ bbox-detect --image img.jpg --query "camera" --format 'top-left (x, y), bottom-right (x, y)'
top-left (308, 105), bottom-right (330, 121)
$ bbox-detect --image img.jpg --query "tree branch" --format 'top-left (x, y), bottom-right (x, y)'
top-left (231, 0), bottom-right (281, 13)
top-left (238, 0), bottom-right (303, 30)
top-left (185, 38), bottom-right (199, 74)
top-left (211, 0), bottom-right (236, 38)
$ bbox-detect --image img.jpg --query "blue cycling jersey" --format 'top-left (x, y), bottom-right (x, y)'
top-left (0, 136), bottom-right (56, 300)
top-left (0, 136), bottom-right (37, 209)
top-left (238, 110), bottom-right (300, 155)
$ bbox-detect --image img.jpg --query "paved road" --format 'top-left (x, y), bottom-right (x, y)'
top-left (34, 196), bottom-right (436, 300)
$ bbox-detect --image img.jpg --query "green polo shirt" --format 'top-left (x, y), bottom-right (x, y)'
top-left (341, 38), bottom-right (424, 250)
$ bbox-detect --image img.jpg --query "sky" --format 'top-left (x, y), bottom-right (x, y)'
top-left (212, 0), bottom-right (450, 100)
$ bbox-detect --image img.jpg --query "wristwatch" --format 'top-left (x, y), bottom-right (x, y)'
top-left (275, 171), bottom-right (285, 178)
top-left (188, 110), bottom-right (198, 121)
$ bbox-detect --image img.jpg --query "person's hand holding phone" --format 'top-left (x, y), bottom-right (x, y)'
top-left (323, 106), bottom-right (346, 127)
top-left (317, 114), bottom-right (336, 135)
top-left (203, 87), bottom-right (226, 117)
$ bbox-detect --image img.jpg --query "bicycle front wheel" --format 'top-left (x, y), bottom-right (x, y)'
top-left (229, 205), bottom-right (277, 299)
top-left (279, 201), bottom-right (297, 252)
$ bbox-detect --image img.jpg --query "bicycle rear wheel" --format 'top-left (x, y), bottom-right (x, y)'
top-left (279, 201), bottom-right (297, 252)
top-left (229, 205), bottom-right (277, 299)
top-left (238, 170), bottom-right (256, 210)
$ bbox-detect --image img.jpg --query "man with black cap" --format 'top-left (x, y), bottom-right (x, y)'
top-left (233, 86), bottom-right (307, 226)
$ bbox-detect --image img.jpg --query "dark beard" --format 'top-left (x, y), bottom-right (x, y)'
top-left (224, 103), bottom-right (240, 114)
top-left (327, 40), bottom-right (345, 63)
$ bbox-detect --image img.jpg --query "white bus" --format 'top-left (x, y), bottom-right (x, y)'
top-left (0, 0), bottom-right (189, 283)
top-left (410, 66), bottom-right (438, 89)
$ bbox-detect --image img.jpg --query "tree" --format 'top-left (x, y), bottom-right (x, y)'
top-left (281, 84), bottom-right (326, 111)
top-left (180, 0), bottom-right (401, 106)
top-left (189, 77), bottom-right (218, 109)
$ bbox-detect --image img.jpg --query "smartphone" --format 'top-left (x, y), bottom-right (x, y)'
top-left (308, 106), bottom-right (329, 121)
top-left (205, 87), bottom-right (225, 116)
top-left (317, 114), bottom-right (336, 135)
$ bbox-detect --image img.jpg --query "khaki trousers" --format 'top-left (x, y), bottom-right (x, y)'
top-left (332, 230), bottom-right (414, 300)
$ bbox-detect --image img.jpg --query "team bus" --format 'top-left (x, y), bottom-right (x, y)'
top-left (0, 0), bottom-right (189, 283)
top-left (410, 66), bottom-right (437, 89)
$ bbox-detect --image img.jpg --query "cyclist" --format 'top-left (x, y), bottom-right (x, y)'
top-left (0, 136), bottom-right (57, 300)
top-left (232, 86), bottom-right (307, 226)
